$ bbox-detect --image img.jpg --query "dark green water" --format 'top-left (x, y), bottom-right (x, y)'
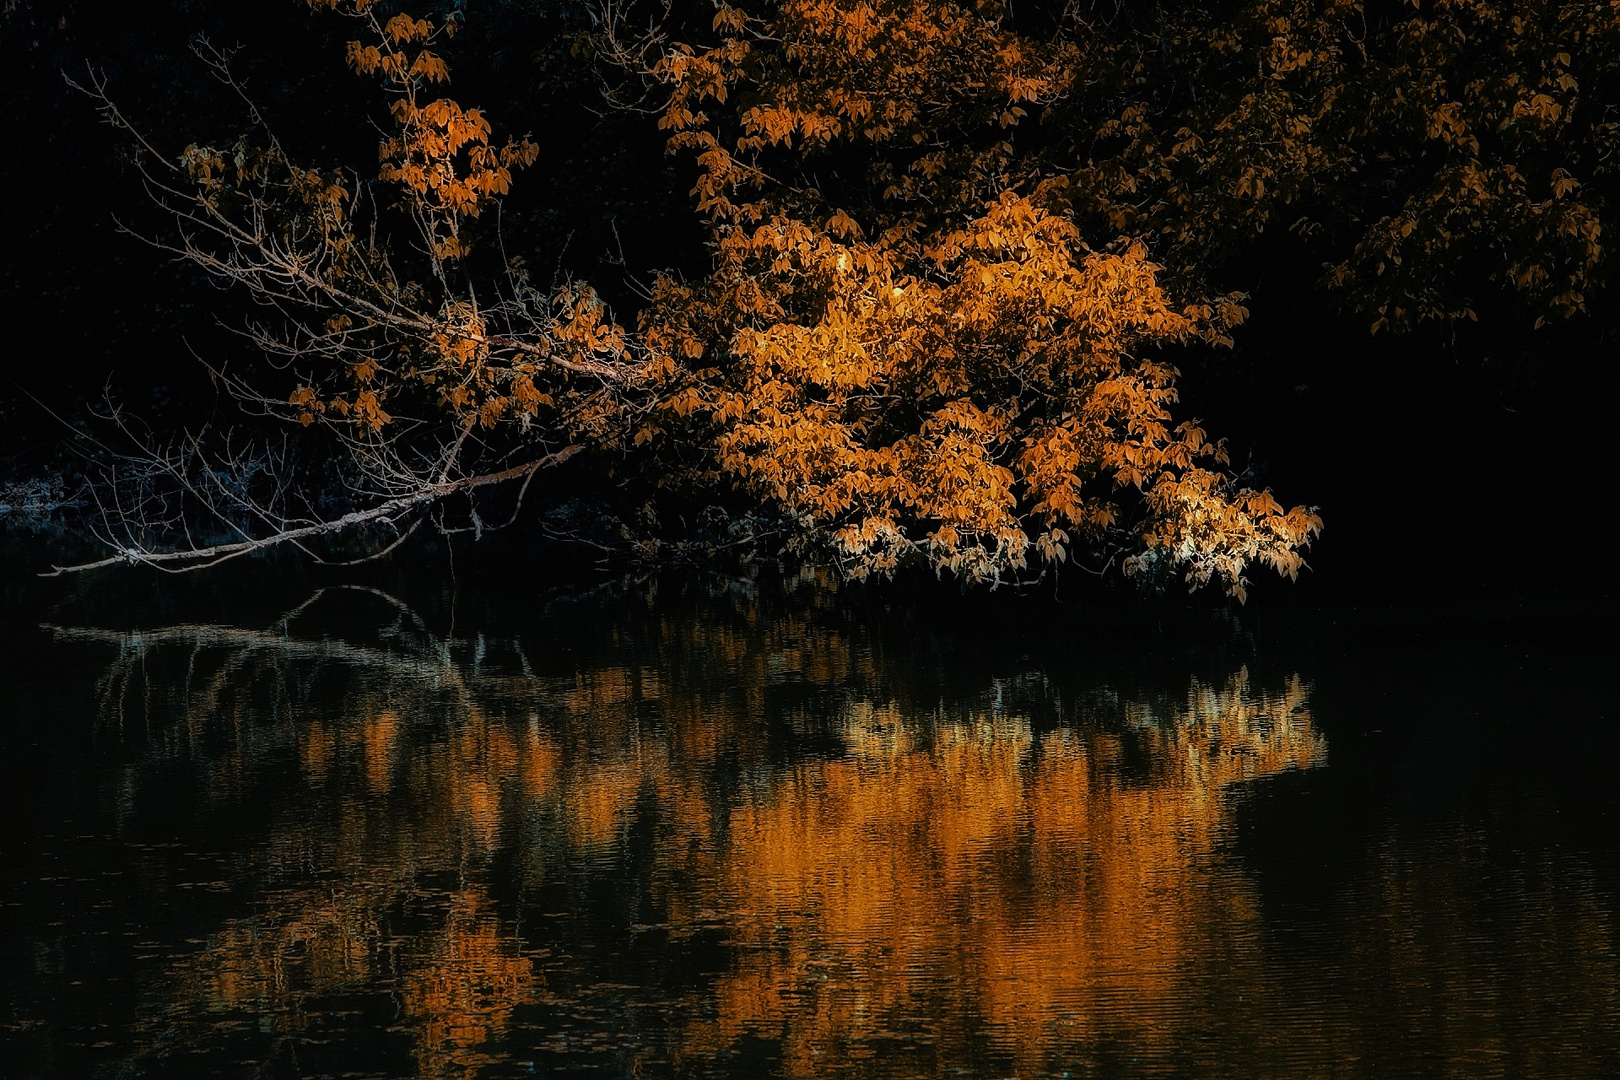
top-left (3, 571), bottom-right (1617, 1078)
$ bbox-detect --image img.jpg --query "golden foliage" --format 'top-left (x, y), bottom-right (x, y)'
top-left (286, 2), bottom-right (621, 437)
top-left (99, 0), bottom-right (1620, 583)
top-left (652, 0), bottom-right (1078, 242)
top-left (117, 0), bottom-right (1338, 589)
top-left (646, 0), bottom-right (1320, 593)
top-left (1056, 0), bottom-right (1620, 331)
top-left (155, 3), bottom-right (637, 456)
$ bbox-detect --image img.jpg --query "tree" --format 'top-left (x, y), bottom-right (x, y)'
top-left (1055, 0), bottom-right (1620, 334)
top-left (638, 0), bottom-right (1321, 595)
top-left (57, 0), bottom-right (642, 573)
top-left (59, 0), bottom-right (1330, 597)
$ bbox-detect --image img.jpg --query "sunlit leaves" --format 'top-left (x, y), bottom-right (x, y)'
top-left (154, 4), bottom-right (638, 450)
top-left (154, 0), bottom-right (1339, 590)
top-left (640, 0), bottom-right (1324, 593)
top-left (330, 3), bottom-right (539, 249)
top-left (644, 180), bottom-right (1317, 592)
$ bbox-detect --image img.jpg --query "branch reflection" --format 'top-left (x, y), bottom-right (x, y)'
top-left (49, 581), bottom-right (1325, 1077)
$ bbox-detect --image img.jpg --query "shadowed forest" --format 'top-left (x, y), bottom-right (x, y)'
top-left (4, 0), bottom-right (1617, 600)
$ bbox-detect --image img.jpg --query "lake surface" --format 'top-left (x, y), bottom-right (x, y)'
top-left (3, 570), bottom-right (1617, 1078)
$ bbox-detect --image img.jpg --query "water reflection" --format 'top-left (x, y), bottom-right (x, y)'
top-left (30, 580), bottom-right (1335, 1078)
top-left (697, 674), bottom-right (1323, 1076)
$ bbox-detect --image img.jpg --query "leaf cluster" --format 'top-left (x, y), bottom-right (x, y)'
top-left (641, 0), bottom-right (1320, 593)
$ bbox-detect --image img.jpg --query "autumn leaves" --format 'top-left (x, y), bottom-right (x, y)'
top-left (642, 190), bottom-right (1320, 592)
top-left (638, 0), bottom-right (1321, 593)
top-left (152, 0), bottom-right (1323, 594)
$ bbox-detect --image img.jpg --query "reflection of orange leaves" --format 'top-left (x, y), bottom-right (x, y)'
top-left (404, 891), bottom-right (535, 1080)
top-left (521, 727), bottom-right (559, 799)
top-left (197, 896), bottom-right (382, 1014)
top-left (300, 722), bottom-right (335, 781)
top-left (568, 763), bottom-right (644, 847)
top-left (139, 597), bottom-right (1331, 1077)
top-left (363, 709), bottom-right (398, 792)
top-left (449, 718), bottom-right (519, 851)
top-left (692, 672), bottom-right (1326, 1074)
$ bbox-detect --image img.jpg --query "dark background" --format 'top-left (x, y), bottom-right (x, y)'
top-left (3, 0), bottom-right (1614, 605)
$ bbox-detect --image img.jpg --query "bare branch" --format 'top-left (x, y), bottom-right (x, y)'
top-left (56, 13), bottom-right (648, 576)
top-left (43, 444), bottom-right (582, 576)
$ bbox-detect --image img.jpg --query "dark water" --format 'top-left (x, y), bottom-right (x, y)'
top-left (3, 571), bottom-right (1618, 1078)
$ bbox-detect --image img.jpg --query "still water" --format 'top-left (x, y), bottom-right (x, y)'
top-left (2, 571), bottom-right (1617, 1078)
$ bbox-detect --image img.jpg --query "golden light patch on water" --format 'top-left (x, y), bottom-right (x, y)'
top-left (56, 592), bottom-right (1332, 1077)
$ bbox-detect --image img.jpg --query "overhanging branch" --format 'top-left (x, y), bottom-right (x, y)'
top-left (43, 444), bottom-right (583, 576)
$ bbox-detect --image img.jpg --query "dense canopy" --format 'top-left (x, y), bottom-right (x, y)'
top-left (9, 0), bottom-right (1618, 594)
